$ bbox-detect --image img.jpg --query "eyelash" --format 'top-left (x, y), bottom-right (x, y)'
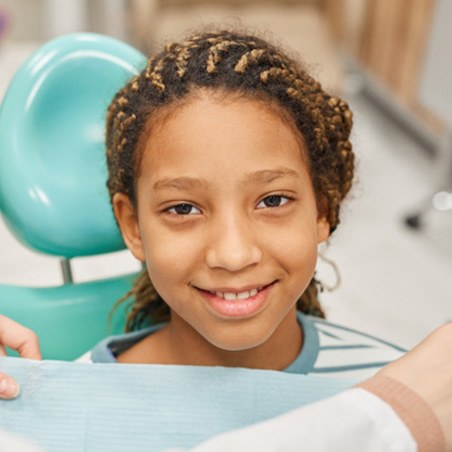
top-left (256, 194), bottom-right (293, 209)
top-left (166, 203), bottom-right (201, 216)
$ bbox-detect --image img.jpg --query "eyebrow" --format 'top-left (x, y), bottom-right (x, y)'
top-left (246, 167), bottom-right (300, 184)
top-left (153, 177), bottom-right (208, 191)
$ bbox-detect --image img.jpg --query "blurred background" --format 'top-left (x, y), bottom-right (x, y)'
top-left (0, 0), bottom-right (451, 349)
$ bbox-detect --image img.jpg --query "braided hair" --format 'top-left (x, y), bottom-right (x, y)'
top-left (106, 29), bottom-right (354, 331)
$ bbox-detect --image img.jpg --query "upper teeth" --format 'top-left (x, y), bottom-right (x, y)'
top-left (214, 288), bottom-right (259, 300)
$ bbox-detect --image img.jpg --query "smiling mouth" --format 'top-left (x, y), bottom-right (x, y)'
top-left (207, 287), bottom-right (263, 301)
top-left (197, 281), bottom-right (277, 301)
top-left (197, 282), bottom-right (276, 318)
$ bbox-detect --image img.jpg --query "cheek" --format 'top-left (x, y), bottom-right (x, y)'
top-left (271, 219), bottom-right (320, 275)
top-left (141, 224), bottom-right (201, 288)
top-left (287, 237), bottom-right (318, 271)
top-left (144, 247), bottom-right (182, 305)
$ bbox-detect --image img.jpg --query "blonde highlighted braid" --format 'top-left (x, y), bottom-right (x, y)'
top-left (106, 29), bottom-right (354, 331)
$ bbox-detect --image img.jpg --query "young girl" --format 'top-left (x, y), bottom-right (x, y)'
top-left (75, 28), bottom-right (405, 377)
top-left (0, 29), bottom-right (450, 450)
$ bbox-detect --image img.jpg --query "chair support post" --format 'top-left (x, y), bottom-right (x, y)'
top-left (60, 259), bottom-right (74, 284)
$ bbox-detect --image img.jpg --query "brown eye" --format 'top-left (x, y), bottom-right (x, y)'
top-left (257, 195), bottom-right (289, 209)
top-left (168, 203), bottom-right (201, 215)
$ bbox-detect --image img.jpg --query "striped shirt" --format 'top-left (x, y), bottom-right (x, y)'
top-left (297, 315), bottom-right (406, 380)
top-left (81, 312), bottom-right (406, 380)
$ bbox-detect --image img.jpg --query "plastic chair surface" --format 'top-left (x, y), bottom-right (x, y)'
top-left (0, 274), bottom-right (134, 360)
top-left (0, 33), bottom-right (146, 257)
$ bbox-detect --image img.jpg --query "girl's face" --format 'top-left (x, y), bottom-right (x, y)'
top-left (115, 92), bottom-right (329, 368)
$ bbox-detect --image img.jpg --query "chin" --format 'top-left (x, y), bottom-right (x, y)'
top-left (205, 329), bottom-right (273, 353)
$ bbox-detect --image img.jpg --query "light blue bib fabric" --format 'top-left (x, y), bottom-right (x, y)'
top-left (0, 357), bottom-right (357, 451)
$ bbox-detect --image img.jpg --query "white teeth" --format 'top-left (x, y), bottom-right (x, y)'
top-left (249, 288), bottom-right (258, 297)
top-left (214, 288), bottom-right (261, 300)
top-left (237, 291), bottom-right (250, 300)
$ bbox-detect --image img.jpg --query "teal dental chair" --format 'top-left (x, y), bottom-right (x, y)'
top-left (0, 33), bottom-right (147, 360)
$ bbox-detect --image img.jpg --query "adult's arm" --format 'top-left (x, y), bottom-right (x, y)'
top-left (169, 386), bottom-right (417, 452)
top-left (374, 322), bottom-right (452, 450)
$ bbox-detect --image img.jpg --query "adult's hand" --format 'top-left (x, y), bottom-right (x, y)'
top-left (0, 314), bottom-right (41, 399)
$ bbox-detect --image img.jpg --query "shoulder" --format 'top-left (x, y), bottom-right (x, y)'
top-left (302, 314), bottom-right (406, 380)
top-left (311, 316), bottom-right (406, 354)
top-left (76, 351), bottom-right (94, 363)
top-left (87, 322), bottom-right (167, 363)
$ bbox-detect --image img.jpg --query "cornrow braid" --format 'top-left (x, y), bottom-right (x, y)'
top-left (106, 29), bottom-right (354, 330)
top-left (206, 39), bottom-right (250, 73)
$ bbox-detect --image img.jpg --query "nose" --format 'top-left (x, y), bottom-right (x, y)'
top-left (205, 212), bottom-right (262, 272)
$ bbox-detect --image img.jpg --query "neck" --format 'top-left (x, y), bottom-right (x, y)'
top-left (118, 309), bottom-right (303, 370)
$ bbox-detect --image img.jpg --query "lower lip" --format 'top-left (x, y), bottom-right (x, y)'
top-left (199, 283), bottom-right (274, 319)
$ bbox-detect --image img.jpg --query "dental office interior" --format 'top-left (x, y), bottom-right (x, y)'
top-left (0, 0), bottom-right (451, 351)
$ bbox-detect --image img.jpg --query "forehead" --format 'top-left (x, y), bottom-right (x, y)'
top-left (138, 93), bottom-right (309, 182)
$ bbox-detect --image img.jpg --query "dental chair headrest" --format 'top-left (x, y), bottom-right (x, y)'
top-left (0, 33), bottom-right (146, 257)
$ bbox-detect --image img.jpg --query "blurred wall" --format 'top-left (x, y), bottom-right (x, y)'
top-left (331, 0), bottom-right (442, 133)
top-left (0, 0), bottom-right (43, 40)
top-left (0, 0), bottom-right (129, 42)
top-left (130, 0), bottom-right (345, 94)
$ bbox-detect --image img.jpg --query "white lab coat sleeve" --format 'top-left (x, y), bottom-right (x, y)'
top-left (167, 388), bottom-right (416, 452)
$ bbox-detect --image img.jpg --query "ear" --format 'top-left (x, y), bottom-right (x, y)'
top-left (113, 192), bottom-right (145, 262)
top-left (316, 216), bottom-right (330, 244)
